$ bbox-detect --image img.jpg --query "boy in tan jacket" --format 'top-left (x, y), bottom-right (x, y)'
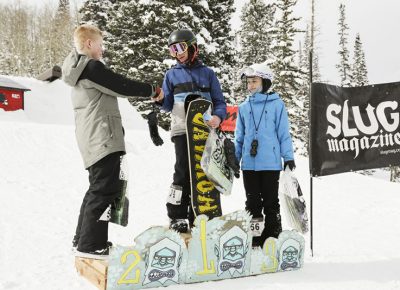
top-left (62, 24), bottom-right (161, 259)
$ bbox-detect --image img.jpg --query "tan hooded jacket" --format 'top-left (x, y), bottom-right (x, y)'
top-left (62, 50), bottom-right (155, 168)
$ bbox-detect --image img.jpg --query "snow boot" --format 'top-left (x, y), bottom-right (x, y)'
top-left (72, 239), bottom-right (112, 253)
top-left (250, 216), bottom-right (264, 248)
top-left (169, 219), bottom-right (188, 233)
top-left (75, 247), bottom-right (110, 260)
top-left (262, 211), bottom-right (282, 241)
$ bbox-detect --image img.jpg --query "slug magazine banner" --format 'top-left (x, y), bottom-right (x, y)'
top-left (310, 82), bottom-right (400, 176)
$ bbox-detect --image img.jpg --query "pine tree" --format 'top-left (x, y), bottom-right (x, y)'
top-left (270, 0), bottom-right (302, 149)
top-left (351, 33), bottom-right (368, 86)
top-left (57, 0), bottom-right (70, 15)
top-left (105, 1), bottom-right (173, 130)
top-left (308, 0), bottom-right (321, 82)
top-left (79, 0), bottom-right (116, 31)
top-left (336, 3), bottom-right (351, 87)
top-left (106, 1), bottom-right (170, 83)
top-left (230, 32), bottom-right (244, 104)
top-left (271, 0), bottom-right (302, 102)
top-left (233, 0), bottom-right (276, 104)
top-left (201, 0), bottom-right (237, 102)
top-left (296, 26), bottom-right (312, 155)
top-left (50, 0), bottom-right (74, 66)
top-left (239, 0), bottom-right (275, 66)
top-left (295, 0), bottom-right (322, 155)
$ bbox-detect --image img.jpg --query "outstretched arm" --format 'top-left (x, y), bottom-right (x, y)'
top-left (79, 60), bottom-right (156, 98)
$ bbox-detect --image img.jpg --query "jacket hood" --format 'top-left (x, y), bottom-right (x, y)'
top-left (246, 92), bottom-right (280, 104)
top-left (62, 50), bottom-right (91, 87)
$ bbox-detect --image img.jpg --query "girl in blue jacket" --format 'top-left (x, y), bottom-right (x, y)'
top-left (152, 29), bottom-right (227, 233)
top-left (234, 63), bottom-right (295, 247)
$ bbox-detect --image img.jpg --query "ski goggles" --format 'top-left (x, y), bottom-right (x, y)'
top-left (169, 42), bottom-right (189, 57)
top-left (239, 67), bottom-right (273, 81)
top-left (169, 38), bottom-right (196, 57)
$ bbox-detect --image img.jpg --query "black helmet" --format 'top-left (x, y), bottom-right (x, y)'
top-left (168, 29), bottom-right (197, 46)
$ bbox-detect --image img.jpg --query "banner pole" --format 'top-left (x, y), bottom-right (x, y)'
top-left (309, 50), bottom-right (314, 257)
top-left (310, 175), bottom-right (313, 257)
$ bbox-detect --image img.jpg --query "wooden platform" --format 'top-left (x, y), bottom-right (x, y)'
top-left (75, 232), bottom-right (192, 289)
top-left (75, 257), bottom-right (108, 290)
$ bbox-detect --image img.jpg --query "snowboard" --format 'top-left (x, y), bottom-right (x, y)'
top-left (99, 155), bottom-right (129, 226)
top-left (279, 168), bottom-right (308, 234)
top-left (200, 128), bottom-right (234, 196)
top-left (185, 97), bottom-right (222, 218)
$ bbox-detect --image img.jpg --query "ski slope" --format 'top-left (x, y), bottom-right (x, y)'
top-left (0, 77), bottom-right (400, 290)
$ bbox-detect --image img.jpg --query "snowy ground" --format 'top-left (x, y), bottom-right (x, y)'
top-left (0, 77), bottom-right (400, 290)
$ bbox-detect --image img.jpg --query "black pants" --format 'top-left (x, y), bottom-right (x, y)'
top-left (243, 170), bottom-right (282, 242)
top-left (74, 152), bottom-right (123, 252)
top-left (166, 135), bottom-right (194, 223)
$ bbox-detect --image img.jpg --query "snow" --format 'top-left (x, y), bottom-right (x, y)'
top-left (1, 76), bottom-right (400, 289)
top-left (181, 5), bottom-right (194, 17)
top-left (162, 59), bottom-right (176, 68)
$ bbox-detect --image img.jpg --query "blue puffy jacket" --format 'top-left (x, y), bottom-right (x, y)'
top-left (162, 61), bottom-right (226, 137)
top-left (235, 92), bottom-right (294, 171)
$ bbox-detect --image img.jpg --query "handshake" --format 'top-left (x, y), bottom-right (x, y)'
top-left (151, 85), bottom-right (164, 103)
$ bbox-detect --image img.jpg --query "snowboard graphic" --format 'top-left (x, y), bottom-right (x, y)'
top-left (186, 98), bottom-right (222, 218)
top-left (99, 154), bottom-right (129, 226)
top-left (200, 128), bottom-right (234, 196)
top-left (279, 168), bottom-right (308, 234)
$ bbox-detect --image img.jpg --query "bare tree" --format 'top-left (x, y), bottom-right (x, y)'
top-left (0, 0), bottom-right (77, 76)
top-left (50, 0), bottom-right (74, 66)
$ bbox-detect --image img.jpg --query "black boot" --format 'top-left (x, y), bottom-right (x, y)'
top-left (250, 216), bottom-right (264, 248)
top-left (261, 210), bottom-right (282, 242)
top-left (169, 219), bottom-right (188, 233)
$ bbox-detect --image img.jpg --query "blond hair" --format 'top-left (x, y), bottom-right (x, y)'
top-left (74, 24), bottom-right (103, 53)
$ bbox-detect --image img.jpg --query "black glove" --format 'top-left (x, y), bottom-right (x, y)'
top-left (147, 111), bottom-right (163, 146)
top-left (284, 160), bottom-right (296, 171)
top-left (224, 138), bottom-right (240, 178)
